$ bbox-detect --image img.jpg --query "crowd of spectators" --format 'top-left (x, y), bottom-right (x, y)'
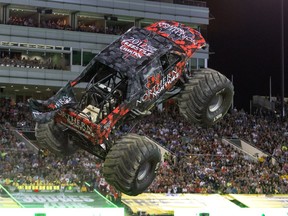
top-left (0, 56), bottom-right (52, 69)
top-left (76, 23), bottom-right (128, 35)
top-left (1, 96), bottom-right (288, 200)
top-left (40, 19), bottom-right (72, 30)
top-left (0, 55), bottom-right (68, 70)
top-left (0, 98), bottom-right (34, 130)
top-left (136, 109), bottom-right (288, 194)
top-left (7, 16), bottom-right (72, 30)
top-left (0, 120), bottom-right (109, 193)
top-left (7, 16), bottom-right (36, 27)
top-left (0, 97), bottom-right (120, 202)
top-left (7, 15), bottom-right (130, 35)
top-left (76, 22), bottom-right (105, 33)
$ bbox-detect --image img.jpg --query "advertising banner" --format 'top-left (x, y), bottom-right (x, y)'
top-left (122, 193), bottom-right (239, 215)
top-left (0, 197), bottom-right (20, 208)
top-left (122, 193), bottom-right (288, 215)
top-left (228, 194), bottom-right (288, 208)
top-left (11, 192), bottom-right (117, 208)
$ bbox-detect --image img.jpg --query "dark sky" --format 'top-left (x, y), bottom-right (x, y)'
top-left (206, 0), bottom-right (288, 111)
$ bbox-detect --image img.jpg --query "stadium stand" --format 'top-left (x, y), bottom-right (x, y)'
top-left (1, 96), bottom-right (288, 199)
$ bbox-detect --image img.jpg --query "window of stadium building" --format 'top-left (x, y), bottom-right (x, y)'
top-left (7, 7), bottom-right (72, 30)
top-left (72, 49), bottom-right (96, 67)
top-left (76, 15), bottom-right (105, 33)
top-left (83, 51), bottom-right (95, 66)
top-left (0, 49), bottom-right (70, 70)
top-left (8, 8), bottom-right (38, 27)
top-left (40, 11), bottom-right (71, 30)
top-left (105, 19), bottom-right (134, 35)
top-left (72, 49), bottom-right (81, 66)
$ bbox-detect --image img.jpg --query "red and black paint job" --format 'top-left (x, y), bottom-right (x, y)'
top-left (28, 20), bottom-right (206, 159)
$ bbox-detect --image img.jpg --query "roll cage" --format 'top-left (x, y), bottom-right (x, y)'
top-left (28, 20), bottom-right (206, 159)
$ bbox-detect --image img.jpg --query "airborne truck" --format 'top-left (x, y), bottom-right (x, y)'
top-left (28, 20), bottom-right (234, 196)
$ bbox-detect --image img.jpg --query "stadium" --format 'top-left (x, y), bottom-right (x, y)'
top-left (0, 0), bottom-right (288, 215)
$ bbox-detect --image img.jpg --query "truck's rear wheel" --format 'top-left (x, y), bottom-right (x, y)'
top-left (178, 68), bottom-right (234, 126)
top-left (35, 121), bottom-right (79, 156)
top-left (103, 133), bottom-right (161, 196)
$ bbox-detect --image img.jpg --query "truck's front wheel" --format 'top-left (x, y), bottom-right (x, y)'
top-left (178, 68), bottom-right (234, 126)
top-left (103, 134), bottom-right (161, 196)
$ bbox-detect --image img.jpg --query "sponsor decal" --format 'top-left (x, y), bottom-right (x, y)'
top-left (157, 22), bottom-right (196, 44)
top-left (48, 95), bottom-right (73, 109)
top-left (213, 113), bottom-right (223, 122)
top-left (137, 70), bottom-right (179, 105)
top-left (11, 193), bottom-right (113, 208)
top-left (120, 37), bottom-right (157, 59)
top-left (122, 193), bottom-right (241, 215)
top-left (60, 111), bottom-right (96, 137)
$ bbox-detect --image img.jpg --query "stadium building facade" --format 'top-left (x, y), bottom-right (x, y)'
top-left (0, 0), bottom-right (209, 102)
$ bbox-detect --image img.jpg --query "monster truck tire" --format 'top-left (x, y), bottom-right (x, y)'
top-left (103, 134), bottom-right (161, 196)
top-left (35, 121), bottom-right (79, 156)
top-left (178, 68), bottom-right (234, 126)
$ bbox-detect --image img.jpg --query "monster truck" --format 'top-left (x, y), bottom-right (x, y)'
top-left (28, 20), bottom-right (234, 196)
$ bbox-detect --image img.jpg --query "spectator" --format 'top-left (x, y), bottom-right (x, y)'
top-left (1, 96), bottom-right (288, 197)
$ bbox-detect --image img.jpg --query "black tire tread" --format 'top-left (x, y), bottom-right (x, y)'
top-left (35, 121), bottom-right (77, 156)
top-left (178, 68), bottom-right (234, 126)
top-left (103, 133), bottom-right (161, 196)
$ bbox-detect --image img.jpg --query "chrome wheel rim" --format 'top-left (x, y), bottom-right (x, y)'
top-left (137, 162), bottom-right (151, 181)
top-left (209, 94), bottom-right (223, 112)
